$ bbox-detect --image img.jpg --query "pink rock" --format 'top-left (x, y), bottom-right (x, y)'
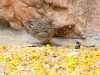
top-left (0, 0), bottom-right (99, 38)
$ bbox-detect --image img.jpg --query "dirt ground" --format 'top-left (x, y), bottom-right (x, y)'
top-left (0, 22), bottom-right (100, 47)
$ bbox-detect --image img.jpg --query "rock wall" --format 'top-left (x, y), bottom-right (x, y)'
top-left (0, 0), bottom-right (100, 39)
top-left (67, 0), bottom-right (100, 37)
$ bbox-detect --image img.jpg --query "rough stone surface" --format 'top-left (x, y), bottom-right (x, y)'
top-left (0, 0), bottom-right (100, 39)
top-left (67, 0), bottom-right (100, 37)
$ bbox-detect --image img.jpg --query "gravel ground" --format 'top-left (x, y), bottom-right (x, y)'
top-left (0, 44), bottom-right (100, 75)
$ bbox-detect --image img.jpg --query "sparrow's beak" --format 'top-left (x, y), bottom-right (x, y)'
top-left (22, 23), bottom-right (24, 26)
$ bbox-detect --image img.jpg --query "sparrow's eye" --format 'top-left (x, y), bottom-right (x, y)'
top-left (29, 20), bottom-right (31, 22)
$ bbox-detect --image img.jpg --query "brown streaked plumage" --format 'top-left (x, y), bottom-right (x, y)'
top-left (22, 18), bottom-right (58, 44)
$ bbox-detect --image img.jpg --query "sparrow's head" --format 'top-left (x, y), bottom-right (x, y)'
top-left (22, 18), bottom-right (38, 32)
